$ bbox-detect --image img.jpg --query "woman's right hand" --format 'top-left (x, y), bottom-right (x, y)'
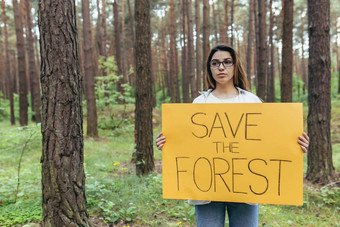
top-left (156, 132), bottom-right (166, 150)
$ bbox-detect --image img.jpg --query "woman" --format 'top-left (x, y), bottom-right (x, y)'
top-left (156, 44), bottom-right (309, 227)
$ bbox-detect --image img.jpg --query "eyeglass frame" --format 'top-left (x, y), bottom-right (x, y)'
top-left (209, 60), bottom-right (234, 69)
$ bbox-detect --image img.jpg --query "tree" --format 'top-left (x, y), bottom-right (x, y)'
top-left (13, 0), bottom-right (28, 126)
top-left (195, 0), bottom-right (202, 92)
top-left (39, 0), bottom-right (90, 225)
top-left (186, 0), bottom-right (196, 99)
top-left (82, 0), bottom-right (98, 137)
top-left (135, 0), bottom-right (154, 175)
top-left (306, 0), bottom-right (336, 184)
top-left (281, 0), bottom-right (293, 102)
top-left (256, 0), bottom-right (267, 100)
top-left (182, 0), bottom-right (189, 103)
top-left (2, 0), bottom-right (15, 125)
top-left (25, 0), bottom-right (41, 123)
top-left (267, 0), bottom-right (275, 102)
top-left (113, 0), bottom-right (124, 103)
top-left (202, 0), bottom-right (210, 89)
top-left (169, 0), bottom-right (178, 103)
top-left (246, 0), bottom-right (255, 89)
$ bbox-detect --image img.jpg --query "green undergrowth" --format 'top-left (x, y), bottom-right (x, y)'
top-left (0, 99), bottom-right (339, 226)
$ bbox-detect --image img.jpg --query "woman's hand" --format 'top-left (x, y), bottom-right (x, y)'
top-left (156, 132), bottom-right (166, 150)
top-left (298, 132), bottom-right (309, 153)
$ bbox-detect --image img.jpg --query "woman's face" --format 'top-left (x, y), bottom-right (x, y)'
top-left (210, 51), bottom-right (234, 88)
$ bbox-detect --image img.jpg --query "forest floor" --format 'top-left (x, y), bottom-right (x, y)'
top-left (0, 101), bottom-right (339, 226)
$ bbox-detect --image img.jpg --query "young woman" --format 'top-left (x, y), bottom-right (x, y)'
top-left (156, 44), bottom-right (309, 227)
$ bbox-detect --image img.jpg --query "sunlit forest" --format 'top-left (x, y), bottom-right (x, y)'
top-left (0, 0), bottom-right (339, 226)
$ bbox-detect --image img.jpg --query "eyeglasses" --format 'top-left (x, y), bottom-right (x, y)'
top-left (210, 60), bottom-right (234, 69)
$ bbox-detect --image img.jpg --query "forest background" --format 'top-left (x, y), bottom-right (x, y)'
top-left (0, 0), bottom-right (339, 226)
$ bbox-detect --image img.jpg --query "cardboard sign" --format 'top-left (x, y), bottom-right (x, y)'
top-left (162, 103), bottom-right (303, 205)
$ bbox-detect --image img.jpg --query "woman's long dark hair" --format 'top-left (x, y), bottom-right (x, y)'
top-left (205, 44), bottom-right (250, 91)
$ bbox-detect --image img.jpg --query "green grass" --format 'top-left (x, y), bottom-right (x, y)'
top-left (0, 99), bottom-right (339, 226)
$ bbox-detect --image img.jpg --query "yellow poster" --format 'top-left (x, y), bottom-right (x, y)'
top-left (162, 103), bottom-right (304, 205)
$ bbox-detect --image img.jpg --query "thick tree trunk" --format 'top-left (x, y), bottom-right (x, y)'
top-left (306, 0), bottom-right (336, 184)
top-left (2, 0), bottom-right (15, 125)
top-left (38, 0), bottom-right (90, 225)
top-left (25, 0), bottom-right (41, 123)
top-left (246, 0), bottom-right (254, 89)
top-left (13, 0), bottom-right (28, 126)
top-left (135, 0), bottom-right (154, 175)
top-left (82, 0), bottom-right (98, 137)
top-left (267, 0), bottom-right (275, 102)
top-left (195, 0), bottom-right (202, 92)
top-left (256, 0), bottom-right (267, 100)
top-left (281, 0), bottom-right (293, 102)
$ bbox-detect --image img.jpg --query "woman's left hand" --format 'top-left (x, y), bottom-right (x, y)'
top-left (298, 132), bottom-right (309, 153)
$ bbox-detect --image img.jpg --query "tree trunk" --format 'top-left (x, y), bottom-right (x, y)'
top-left (82, 0), bottom-right (98, 137)
top-left (195, 0), bottom-right (202, 92)
top-left (212, 1), bottom-right (218, 43)
top-left (306, 0), bottom-right (336, 184)
top-left (300, 14), bottom-right (307, 95)
top-left (256, 0), bottom-right (267, 100)
top-left (114, 0), bottom-right (124, 103)
top-left (121, 0), bottom-right (127, 84)
top-left (169, 0), bottom-right (177, 103)
top-left (25, 0), bottom-right (41, 123)
top-left (187, 0), bottom-right (196, 100)
top-left (267, 0), bottom-right (275, 102)
top-left (135, 0), bottom-right (154, 175)
top-left (13, 0), bottom-right (28, 126)
top-left (202, 0), bottom-right (210, 89)
top-left (281, 0), bottom-right (293, 102)
top-left (230, 0), bottom-right (235, 46)
top-left (246, 0), bottom-right (254, 89)
top-left (2, 0), bottom-right (15, 125)
top-left (101, 0), bottom-right (107, 56)
top-left (127, 0), bottom-right (136, 86)
top-left (38, 0), bottom-right (90, 225)
top-left (182, 0), bottom-right (189, 102)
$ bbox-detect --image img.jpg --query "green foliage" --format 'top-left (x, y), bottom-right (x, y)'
top-left (96, 56), bottom-right (135, 108)
top-left (0, 91), bottom-right (10, 121)
top-left (0, 199), bottom-right (41, 227)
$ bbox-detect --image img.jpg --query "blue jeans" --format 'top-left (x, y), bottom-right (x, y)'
top-left (195, 202), bottom-right (259, 227)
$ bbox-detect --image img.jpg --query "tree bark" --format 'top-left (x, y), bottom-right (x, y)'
top-left (195, 0), bottom-right (202, 92)
top-left (267, 0), bottom-right (275, 102)
top-left (82, 0), bottom-right (98, 137)
top-left (114, 0), bottom-right (124, 103)
top-left (135, 0), bottom-right (154, 175)
top-left (25, 0), bottom-right (41, 123)
top-left (256, 0), bottom-right (267, 100)
top-left (169, 0), bottom-right (177, 103)
top-left (13, 0), bottom-right (28, 126)
top-left (39, 0), bottom-right (90, 225)
top-left (306, 0), bottom-right (336, 184)
top-left (182, 0), bottom-right (189, 102)
top-left (230, 0), bottom-right (235, 46)
top-left (127, 0), bottom-right (136, 86)
top-left (202, 0), bottom-right (210, 89)
top-left (246, 0), bottom-right (254, 89)
top-left (187, 0), bottom-right (196, 100)
top-left (281, 0), bottom-right (293, 102)
top-left (2, 0), bottom-right (15, 125)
